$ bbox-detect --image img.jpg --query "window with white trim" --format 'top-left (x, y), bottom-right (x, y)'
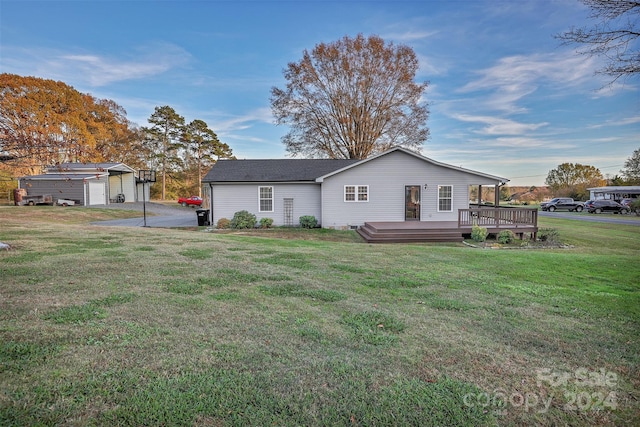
top-left (438, 185), bottom-right (452, 211)
top-left (259, 186), bottom-right (273, 212)
top-left (344, 185), bottom-right (368, 202)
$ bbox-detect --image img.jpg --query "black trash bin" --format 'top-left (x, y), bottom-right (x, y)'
top-left (195, 209), bottom-right (210, 226)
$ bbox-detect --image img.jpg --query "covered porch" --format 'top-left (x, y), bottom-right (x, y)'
top-left (357, 207), bottom-right (538, 243)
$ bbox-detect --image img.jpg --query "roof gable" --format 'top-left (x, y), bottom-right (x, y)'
top-left (203, 158), bottom-right (359, 183)
top-left (315, 147), bottom-right (508, 183)
top-left (203, 147), bottom-right (508, 184)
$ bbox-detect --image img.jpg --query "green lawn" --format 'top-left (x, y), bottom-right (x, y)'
top-left (1, 207), bottom-right (638, 426)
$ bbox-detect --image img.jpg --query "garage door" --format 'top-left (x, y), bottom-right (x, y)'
top-left (88, 182), bottom-right (106, 205)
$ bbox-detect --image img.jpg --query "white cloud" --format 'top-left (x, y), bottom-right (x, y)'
top-left (459, 52), bottom-right (599, 112)
top-left (3, 43), bottom-right (191, 87)
top-left (382, 30), bottom-right (439, 42)
top-left (194, 107), bottom-right (275, 135)
top-left (416, 53), bottom-right (448, 77)
top-left (451, 114), bottom-right (548, 136)
top-left (61, 44), bottom-right (191, 86)
top-left (588, 115), bottom-right (640, 129)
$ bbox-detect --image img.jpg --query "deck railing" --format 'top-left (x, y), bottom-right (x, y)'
top-left (458, 207), bottom-right (538, 228)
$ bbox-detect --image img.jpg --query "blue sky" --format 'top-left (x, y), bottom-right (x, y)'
top-left (1, 0), bottom-right (638, 185)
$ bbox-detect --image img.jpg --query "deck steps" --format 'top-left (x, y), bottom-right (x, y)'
top-left (357, 222), bottom-right (464, 243)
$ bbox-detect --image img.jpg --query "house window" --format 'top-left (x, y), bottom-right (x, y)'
top-left (438, 185), bottom-right (452, 211)
top-left (259, 186), bottom-right (273, 212)
top-left (345, 185), bottom-right (368, 202)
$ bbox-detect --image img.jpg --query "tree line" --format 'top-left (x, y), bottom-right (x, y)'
top-left (1, 34), bottom-right (430, 200)
top-left (545, 149), bottom-right (640, 200)
top-left (3, 3), bottom-right (638, 202)
top-left (0, 74), bottom-right (233, 199)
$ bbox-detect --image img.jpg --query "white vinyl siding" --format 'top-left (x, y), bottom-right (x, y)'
top-left (438, 185), bottom-right (453, 212)
top-left (344, 185), bottom-right (368, 202)
top-left (210, 183), bottom-right (321, 227)
top-left (321, 150), bottom-right (503, 227)
top-left (259, 186), bottom-right (273, 212)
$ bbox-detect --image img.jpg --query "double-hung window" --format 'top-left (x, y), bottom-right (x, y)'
top-left (259, 186), bottom-right (273, 212)
top-left (438, 185), bottom-right (452, 211)
top-left (344, 185), bottom-right (368, 202)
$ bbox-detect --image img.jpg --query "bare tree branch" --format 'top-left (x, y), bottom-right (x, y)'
top-left (271, 34), bottom-right (429, 159)
top-left (557, 0), bottom-right (640, 82)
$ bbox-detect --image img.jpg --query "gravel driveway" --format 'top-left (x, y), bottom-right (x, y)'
top-left (91, 202), bottom-right (203, 227)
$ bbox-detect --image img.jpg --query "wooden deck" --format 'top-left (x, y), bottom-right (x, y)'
top-left (357, 207), bottom-right (538, 243)
top-left (358, 221), bottom-right (465, 243)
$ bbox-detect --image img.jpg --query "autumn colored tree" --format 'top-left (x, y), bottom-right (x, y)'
top-left (1, 74), bottom-right (102, 174)
top-left (557, 0), bottom-right (639, 82)
top-left (181, 119), bottom-right (234, 197)
top-left (0, 73), bottom-right (144, 180)
top-left (1, 74), bottom-right (238, 200)
top-left (143, 106), bottom-right (185, 200)
top-left (271, 34), bottom-right (429, 159)
top-left (545, 162), bottom-right (606, 199)
top-left (92, 99), bottom-right (148, 169)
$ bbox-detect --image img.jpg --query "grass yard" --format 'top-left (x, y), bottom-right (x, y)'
top-left (0, 206), bottom-right (638, 426)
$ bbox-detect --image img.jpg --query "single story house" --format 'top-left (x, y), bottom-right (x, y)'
top-left (203, 147), bottom-right (537, 242)
top-left (587, 186), bottom-right (640, 201)
top-left (19, 162), bottom-right (138, 206)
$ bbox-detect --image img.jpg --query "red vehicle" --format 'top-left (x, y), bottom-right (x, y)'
top-left (178, 196), bottom-right (203, 207)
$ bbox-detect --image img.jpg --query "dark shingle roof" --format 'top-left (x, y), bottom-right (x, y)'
top-left (203, 158), bottom-right (361, 183)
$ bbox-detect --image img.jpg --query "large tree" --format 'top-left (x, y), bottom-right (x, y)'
top-left (0, 73), bottom-right (130, 175)
top-left (545, 162), bottom-right (606, 199)
top-left (143, 106), bottom-right (185, 200)
top-left (181, 119), bottom-right (234, 196)
top-left (621, 147), bottom-right (640, 184)
top-left (92, 99), bottom-right (148, 169)
top-left (557, 0), bottom-right (639, 82)
top-left (270, 34), bottom-right (429, 159)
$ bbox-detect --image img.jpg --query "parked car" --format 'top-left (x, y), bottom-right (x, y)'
top-left (587, 200), bottom-right (629, 214)
top-left (619, 198), bottom-right (635, 208)
top-left (177, 196), bottom-right (203, 207)
top-left (583, 200), bottom-right (596, 210)
top-left (540, 197), bottom-right (584, 212)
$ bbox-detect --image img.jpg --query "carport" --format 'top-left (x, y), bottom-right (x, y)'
top-left (18, 162), bottom-right (137, 206)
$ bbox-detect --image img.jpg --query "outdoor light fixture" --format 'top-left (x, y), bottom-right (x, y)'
top-left (424, 184), bottom-right (428, 189)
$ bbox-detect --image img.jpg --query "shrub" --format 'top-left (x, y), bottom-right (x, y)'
top-left (471, 224), bottom-right (488, 242)
top-left (259, 217), bottom-right (274, 229)
top-left (216, 218), bottom-right (230, 229)
top-left (631, 199), bottom-right (640, 216)
top-left (538, 228), bottom-right (560, 242)
top-left (299, 215), bottom-right (318, 229)
top-left (230, 210), bottom-right (257, 229)
top-left (497, 230), bottom-right (516, 244)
